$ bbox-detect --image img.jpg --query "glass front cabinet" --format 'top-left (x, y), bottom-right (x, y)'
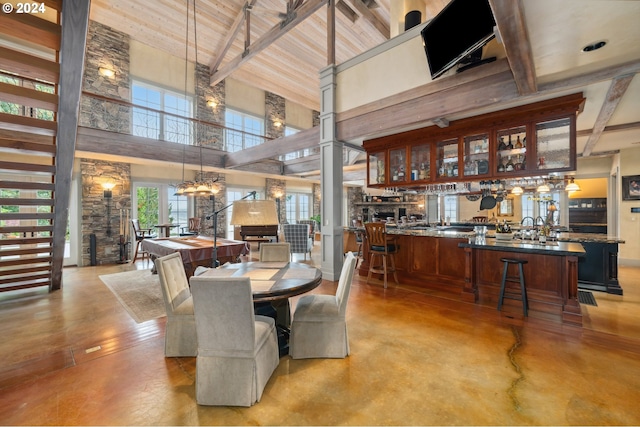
top-left (363, 93), bottom-right (582, 187)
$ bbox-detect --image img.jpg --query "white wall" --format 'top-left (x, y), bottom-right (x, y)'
top-left (619, 146), bottom-right (640, 266)
top-left (130, 40), bottom-right (195, 93)
top-left (336, 30), bottom-right (431, 113)
top-left (225, 77), bottom-right (265, 116)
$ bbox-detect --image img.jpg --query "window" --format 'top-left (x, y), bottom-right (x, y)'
top-left (224, 109), bottom-right (264, 152)
top-left (132, 81), bottom-right (193, 144)
top-left (522, 192), bottom-right (561, 225)
top-left (133, 183), bottom-right (189, 236)
top-left (436, 195), bottom-right (458, 222)
top-left (285, 192), bottom-right (311, 224)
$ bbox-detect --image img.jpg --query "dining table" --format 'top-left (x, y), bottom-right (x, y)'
top-left (195, 261), bottom-right (323, 356)
top-left (154, 223), bottom-right (179, 238)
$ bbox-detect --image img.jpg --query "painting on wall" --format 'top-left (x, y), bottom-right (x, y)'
top-left (622, 175), bottom-right (640, 200)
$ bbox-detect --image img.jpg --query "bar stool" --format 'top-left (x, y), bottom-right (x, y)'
top-left (365, 222), bottom-right (398, 289)
top-left (497, 258), bottom-right (529, 316)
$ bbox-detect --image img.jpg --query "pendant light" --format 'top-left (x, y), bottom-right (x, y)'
top-left (565, 177), bottom-right (581, 192)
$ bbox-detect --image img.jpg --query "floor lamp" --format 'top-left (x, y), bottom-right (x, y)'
top-left (208, 192), bottom-right (278, 267)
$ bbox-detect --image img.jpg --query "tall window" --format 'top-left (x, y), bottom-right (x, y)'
top-left (132, 81), bottom-right (193, 144)
top-left (438, 195), bottom-right (458, 222)
top-left (522, 192), bottom-right (561, 225)
top-left (224, 109), bottom-right (264, 152)
top-left (133, 183), bottom-right (189, 236)
top-left (285, 192), bottom-right (311, 224)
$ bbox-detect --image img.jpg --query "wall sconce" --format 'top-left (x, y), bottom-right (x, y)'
top-left (98, 66), bottom-right (115, 78)
top-left (206, 98), bottom-right (218, 109)
top-left (273, 119), bottom-right (283, 128)
top-left (274, 191), bottom-right (283, 220)
top-left (102, 183), bottom-right (115, 237)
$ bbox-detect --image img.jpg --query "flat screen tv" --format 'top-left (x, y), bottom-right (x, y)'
top-left (421, 0), bottom-right (496, 79)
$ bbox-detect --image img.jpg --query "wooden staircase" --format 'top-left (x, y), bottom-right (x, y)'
top-left (0, 0), bottom-right (90, 292)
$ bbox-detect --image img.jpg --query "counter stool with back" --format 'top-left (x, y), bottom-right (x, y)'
top-left (497, 258), bottom-right (529, 316)
top-left (364, 222), bottom-right (398, 289)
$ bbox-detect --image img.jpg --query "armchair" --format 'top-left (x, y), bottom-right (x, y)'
top-left (131, 219), bottom-right (156, 262)
top-left (282, 223), bottom-right (313, 260)
top-left (180, 217), bottom-right (201, 236)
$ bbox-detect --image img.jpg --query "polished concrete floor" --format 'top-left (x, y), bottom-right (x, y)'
top-left (1, 245), bottom-right (639, 425)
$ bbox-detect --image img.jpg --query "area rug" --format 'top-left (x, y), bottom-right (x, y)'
top-left (99, 270), bottom-right (166, 323)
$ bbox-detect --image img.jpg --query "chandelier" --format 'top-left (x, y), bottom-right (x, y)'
top-left (174, 0), bottom-right (218, 197)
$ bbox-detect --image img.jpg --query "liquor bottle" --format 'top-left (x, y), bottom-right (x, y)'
top-left (514, 155), bottom-right (524, 171)
top-left (506, 135), bottom-right (514, 149)
top-left (497, 156), bottom-right (505, 172)
top-left (498, 137), bottom-right (507, 151)
top-left (515, 135), bottom-right (523, 148)
top-left (505, 156), bottom-right (514, 172)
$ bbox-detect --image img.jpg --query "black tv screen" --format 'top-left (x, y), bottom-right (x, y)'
top-left (421, 0), bottom-right (496, 79)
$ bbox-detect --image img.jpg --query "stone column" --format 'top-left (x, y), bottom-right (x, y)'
top-left (266, 178), bottom-right (287, 224)
top-left (265, 92), bottom-right (285, 139)
top-left (80, 159), bottom-right (131, 265)
top-left (319, 65), bottom-right (343, 281)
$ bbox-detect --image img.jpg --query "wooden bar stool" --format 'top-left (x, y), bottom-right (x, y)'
top-left (497, 258), bottom-right (529, 316)
top-left (365, 223), bottom-right (398, 289)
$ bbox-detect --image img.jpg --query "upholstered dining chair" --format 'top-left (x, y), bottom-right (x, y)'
top-left (189, 276), bottom-right (280, 407)
top-left (259, 242), bottom-right (291, 262)
top-left (282, 223), bottom-right (313, 260)
top-left (155, 252), bottom-right (197, 357)
top-left (364, 222), bottom-right (399, 289)
top-left (289, 251), bottom-right (357, 359)
top-left (131, 219), bottom-right (156, 262)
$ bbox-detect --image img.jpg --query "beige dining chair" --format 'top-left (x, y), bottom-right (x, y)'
top-left (289, 251), bottom-right (357, 359)
top-left (155, 252), bottom-right (197, 357)
top-left (259, 242), bottom-right (291, 262)
top-left (189, 276), bottom-right (279, 406)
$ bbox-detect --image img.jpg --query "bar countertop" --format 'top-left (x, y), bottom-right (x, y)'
top-left (459, 237), bottom-right (586, 257)
top-left (556, 232), bottom-right (625, 244)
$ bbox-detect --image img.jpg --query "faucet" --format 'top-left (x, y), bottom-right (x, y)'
top-left (521, 216), bottom-right (535, 227)
top-left (535, 216), bottom-right (545, 226)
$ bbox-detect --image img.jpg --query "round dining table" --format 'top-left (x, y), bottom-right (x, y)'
top-left (195, 261), bottom-right (322, 303)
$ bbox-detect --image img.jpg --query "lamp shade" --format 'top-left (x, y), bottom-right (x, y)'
top-left (230, 200), bottom-right (278, 225)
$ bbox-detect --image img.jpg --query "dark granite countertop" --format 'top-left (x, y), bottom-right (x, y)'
top-left (459, 237), bottom-right (586, 256)
top-left (557, 232), bottom-right (625, 244)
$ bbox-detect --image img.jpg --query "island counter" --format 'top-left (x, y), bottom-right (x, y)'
top-left (356, 228), bottom-right (586, 326)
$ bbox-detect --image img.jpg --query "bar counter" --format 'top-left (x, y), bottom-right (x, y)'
top-left (356, 227), bottom-right (586, 326)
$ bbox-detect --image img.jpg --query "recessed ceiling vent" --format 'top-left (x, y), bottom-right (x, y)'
top-left (582, 41), bottom-right (606, 52)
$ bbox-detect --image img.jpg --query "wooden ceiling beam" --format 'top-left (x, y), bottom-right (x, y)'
top-left (210, 0), bottom-right (328, 86)
top-left (582, 74), bottom-right (635, 157)
top-left (347, 0), bottom-right (389, 39)
top-left (209, 1), bottom-right (257, 72)
top-left (488, 0), bottom-right (537, 95)
top-left (225, 127), bottom-right (320, 167)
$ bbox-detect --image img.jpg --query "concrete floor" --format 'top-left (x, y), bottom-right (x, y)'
top-left (1, 245), bottom-right (639, 425)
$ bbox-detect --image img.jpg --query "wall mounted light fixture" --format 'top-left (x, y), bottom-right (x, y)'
top-left (98, 66), bottom-right (115, 78)
top-left (206, 98), bottom-right (218, 108)
top-left (102, 182), bottom-right (115, 236)
top-left (273, 119), bottom-right (283, 128)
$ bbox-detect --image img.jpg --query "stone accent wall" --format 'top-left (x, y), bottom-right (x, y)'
top-left (312, 110), bottom-right (320, 127)
top-left (347, 186), bottom-right (364, 223)
top-left (80, 21), bottom-right (131, 133)
top-left (196, 62), bottom-right (224, 150)
top-left (80, 159), bottom-right (131, 266)
top-left (196, 172), bottom-right (226, 237)
top-left (312, 183), bottom-right (321, 226)
top-left (265, 92), bottom-right (285, 139)
top-left (266, 178), bottom-right (286, 223)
